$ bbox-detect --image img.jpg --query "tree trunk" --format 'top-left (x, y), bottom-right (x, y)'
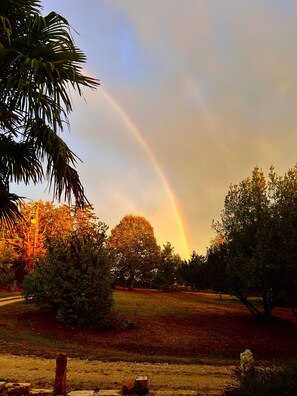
top-left (263, 290), bottom-right (273, 317)
top-left (238, 295), bottom-right (263, 317)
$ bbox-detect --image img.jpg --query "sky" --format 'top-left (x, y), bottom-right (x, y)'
top-left (14, 0), bottom-right (297, 259)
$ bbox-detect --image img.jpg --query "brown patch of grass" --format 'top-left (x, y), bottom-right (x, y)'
top-left (0, 290), bottom-right (296, 363)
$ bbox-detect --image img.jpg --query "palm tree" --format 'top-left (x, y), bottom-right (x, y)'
top-left (0, 0), bottom-right (99, 227)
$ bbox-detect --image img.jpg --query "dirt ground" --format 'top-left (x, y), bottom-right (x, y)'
top-left (0, 354), bottom-right (236, 391)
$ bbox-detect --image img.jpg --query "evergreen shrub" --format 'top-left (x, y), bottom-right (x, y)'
top-left (23, 223), bottom-right (113, 327)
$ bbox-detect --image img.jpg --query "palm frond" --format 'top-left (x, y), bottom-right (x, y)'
top-left (0, 134), bottom-right (43, 184)
top-left (0, 0), bottom-right (98, 222)
top-left (0, 185), bottom-right (23, 230)
top-left (0, 10), bottom-right (99, 134)
top-left (26, 120), bottom-right (87, 206)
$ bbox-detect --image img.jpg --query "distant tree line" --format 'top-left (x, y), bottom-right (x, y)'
top-left (1, 164), bottom-right (297, 326)
top-left (0, 205), bottom-right (183, 292)
top-left (0, 204), bottom-right (184, 326)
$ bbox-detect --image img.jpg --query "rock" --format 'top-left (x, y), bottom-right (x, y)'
top-left (68, 391), bottom-right (120, 396)
top-left (3, 382), bottom-right (31, 396)
top-left (240, 349), bottom-right (254, 374)
top-left (154, 391), bottom-right (224, 396)
top-left (30, 389), bottom-right (53, 396)
top-left (67, 392), bottom-right (94, 396)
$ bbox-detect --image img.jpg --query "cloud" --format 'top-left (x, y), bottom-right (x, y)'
top-left (34, 0), bottom-right (297, 257)
top-left (106, 0), bottom-right (297, 253)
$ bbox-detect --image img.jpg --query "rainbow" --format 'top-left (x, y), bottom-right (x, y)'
top-left (100, 87), bottom-right (191, 259)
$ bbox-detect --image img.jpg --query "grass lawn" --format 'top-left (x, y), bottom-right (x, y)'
top-left (0, 289), bottom-right (296, 363)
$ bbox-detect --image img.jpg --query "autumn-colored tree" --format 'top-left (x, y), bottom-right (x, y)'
top-left (109, 215), bottom-right (160, 288)
top-left (71, 204), bottom-right (98, 232)
top-left (2, 200), bottom-right (98, 274)
top-left (12, 201), bottom-right (73, 270)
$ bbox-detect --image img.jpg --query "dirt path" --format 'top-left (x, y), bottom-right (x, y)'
top-left (0, 297), bottom-right (24, 306)
top-left (0, 354), bottom-right (236, 391)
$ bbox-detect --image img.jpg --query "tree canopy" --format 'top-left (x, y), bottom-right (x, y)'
top-left (109, 215), bottom-right (160, 288)
top-left (0, 200), bottom-right (99, 286)
top-left (0, 0), bottom-right (99, 227)
top-left (154, 242), bottom-right (182, 290)
top-left (213, 165), bottom-right (297, 318)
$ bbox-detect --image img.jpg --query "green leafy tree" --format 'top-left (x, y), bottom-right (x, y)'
top-left (206, 240), bottom-right (228, 299)
top-left (109, 215), bottom-right (160, 288)
top-left (214, 165), bottom-right (297, 317)
top-left (23, 222), bottom-right (113, 327)
top-left (0, 0), bottom-right (99, 227)
top-left (268, 166), bottom-right (297, 318)
top-left (153, 242), bottom-right (182, 290)
top-left (179, 251), bottom-right (207, 291)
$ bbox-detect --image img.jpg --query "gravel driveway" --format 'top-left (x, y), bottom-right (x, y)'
top-left (0, 297), bottom-right (24, 306)
top-left (0, 354), bottom-right (236, 391)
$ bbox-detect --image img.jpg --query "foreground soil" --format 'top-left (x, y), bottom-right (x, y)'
top-left (0, 354), bottom-right (236, 391)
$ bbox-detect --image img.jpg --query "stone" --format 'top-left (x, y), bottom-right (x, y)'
top-left (67, 392), bottom-right (94, 396)
top-left (155, 392), bottom-right (197, 396)
top-left (3, 382), bottom-right (31, 396)
top-left (240, 349), bottom-right (254, 374)
top-left (53, 353), bottom-right (67, 396)
top-left (155, 391), bottom-right (223, 396)
top-left (30, 389), bottom-right (53, 396)
top-left (99, 391), bottom-right (121, 396)
top-left (68, 391), bottom-right (121, 396)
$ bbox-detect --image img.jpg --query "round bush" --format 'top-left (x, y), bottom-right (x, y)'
top-left (23, 223), bottom-right (113, 327)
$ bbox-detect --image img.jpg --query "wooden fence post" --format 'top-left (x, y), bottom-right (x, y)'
top-left (53, 353), bottom-right (67, 396)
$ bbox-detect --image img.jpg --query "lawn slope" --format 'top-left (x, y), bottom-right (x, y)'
top-left (0, 289), bottom-right (296, 363)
